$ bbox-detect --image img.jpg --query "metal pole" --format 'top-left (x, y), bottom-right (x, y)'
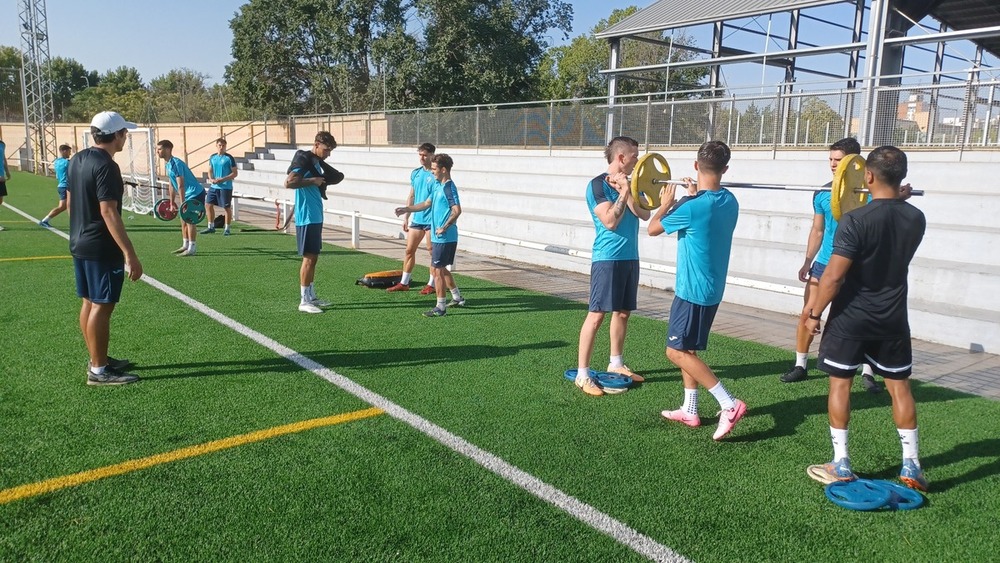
top-left (548, 101), bottom-right (554, 154)
top-left (727, 95), bottom-right (735, 145)
top-left (983, 84), bottom-right (996, 146)
top-left (475, 105), bottom-right (480, 150)
top-left (606, 39), bottom-right (620, 144)
top-left (20, 65), bottom-right (31, 173)
top-left (644, 94), bottom-right (652, 151)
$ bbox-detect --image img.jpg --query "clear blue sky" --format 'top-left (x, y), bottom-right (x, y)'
top-left (1, 0), bottom-right (641, 85)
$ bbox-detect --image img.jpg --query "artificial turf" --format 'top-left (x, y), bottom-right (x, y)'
top-left (1, 171), bottom-right (997, 562)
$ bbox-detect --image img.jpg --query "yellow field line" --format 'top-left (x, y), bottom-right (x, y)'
top-left (0, 407), bottom-right (384, 505)
top-left (0, 255), bottom-right (72, 262)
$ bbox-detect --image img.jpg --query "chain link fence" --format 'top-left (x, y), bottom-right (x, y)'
top-left (290, 79), bottom-right (1000, 151)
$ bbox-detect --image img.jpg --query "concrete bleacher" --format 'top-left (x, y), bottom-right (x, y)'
top-left (230, 144), bottom-right (1000, 353)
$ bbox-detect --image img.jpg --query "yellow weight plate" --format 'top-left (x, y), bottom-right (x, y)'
top-left (831, 153), bottom-right (867, 221)
top-left (630, 153), bottom-right (670, 210)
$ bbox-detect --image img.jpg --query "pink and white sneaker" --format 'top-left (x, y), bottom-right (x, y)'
top-left (713, 399), bottom-right (747, 441)
top-left (661, 409), bottom-right (701, 427)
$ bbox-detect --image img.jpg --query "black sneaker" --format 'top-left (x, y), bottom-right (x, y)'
top-left (861, 374), bottom-right (883, 394)
top-left (87, 366), bottom-right (139, 386)
top-left (780, 366), bottom-right (808, 383)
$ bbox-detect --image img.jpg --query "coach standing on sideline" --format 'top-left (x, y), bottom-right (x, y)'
top-left (68, 111), bottom-right (143, 385)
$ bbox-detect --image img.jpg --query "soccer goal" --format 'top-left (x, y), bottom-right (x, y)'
top-left (81, 127), bottom-right (160, 215)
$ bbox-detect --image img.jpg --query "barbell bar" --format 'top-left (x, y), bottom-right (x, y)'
top-left (630, 153), bottom-right (923, 220)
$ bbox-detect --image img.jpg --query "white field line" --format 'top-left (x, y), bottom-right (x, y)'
top-left (6, 202), bottom-right (689, 563)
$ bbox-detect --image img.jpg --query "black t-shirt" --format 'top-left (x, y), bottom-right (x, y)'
top-left (826, 198), bottom-right (926, 339)
top-left (68, 147), bottom-right (125, 261)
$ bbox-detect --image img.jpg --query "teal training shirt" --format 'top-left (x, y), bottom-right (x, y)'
top-left (166, 157), bottom-right (205, 201)
top-left (585, 173), bottom-right (639, 262)
top-left (430, 179), bottom-right (460, 244)
top-left (661, 189), bottom-right (740, 306)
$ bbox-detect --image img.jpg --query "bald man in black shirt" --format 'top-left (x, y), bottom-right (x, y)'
top-left (805, 146), bottom-right (928, 492)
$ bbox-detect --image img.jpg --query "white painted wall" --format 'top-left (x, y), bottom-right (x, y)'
top-left (233, 145), bottom-right (1000, 352)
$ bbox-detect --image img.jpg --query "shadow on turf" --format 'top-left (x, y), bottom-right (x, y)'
top-left (728, 379), bottom-right (973, 443)
top-left (137, 340), bottom-right (569, 380)
top-left (866, 438), bottom-right (1000, 492)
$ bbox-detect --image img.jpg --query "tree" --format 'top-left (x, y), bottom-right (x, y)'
top-left (44, 57), bottom-right (99, 119)
top-left (226, 0), bottom-right (419, 116)
top-left (63, 66), bottom-right (148, 123)
top-left (149, 68), bottom-right (213, 122)
top-left (535, 7), bottom-right (710, 101)
top-left (414, 0), bottom-right (573, 106)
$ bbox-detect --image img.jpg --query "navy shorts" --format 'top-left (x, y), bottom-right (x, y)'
top-left (589, 260), bottom-right (639, 312)
top-left (57, 186), bottom-right (68, 200)
top-left (819, 335), bottom-right (913, 379)
top-left (0, 181), bottom-right (6, 197)
top-left (808, 261), bottom-right (827, 280)
top-left (666, 296), bottom-right (719, 351)
top-left (296, 223), bottom-right (323, 256)
top-left (409, 223), bottom-right (430, 231)
top-left (74, 257), bottom-right (125, 304)
top-left (431, 241), bottom-right (457, 268)
top-left (187, 191), bottom-right (207, 205)
top-left (206, 188), bottom-right (232, 208)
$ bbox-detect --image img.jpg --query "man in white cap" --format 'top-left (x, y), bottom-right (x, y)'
top-left (67, 111), bottom-right (143, 385)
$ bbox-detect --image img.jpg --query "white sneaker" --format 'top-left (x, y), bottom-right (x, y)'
top-left (309, 297), bottom-right (332, 307)
top-left (298, 301), bottom-right (323, 314)
top-left (180, 248), bottom-right (196, 256)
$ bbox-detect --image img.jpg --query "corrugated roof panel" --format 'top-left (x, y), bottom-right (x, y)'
top-left (596, 0), bottom-right (850, 39)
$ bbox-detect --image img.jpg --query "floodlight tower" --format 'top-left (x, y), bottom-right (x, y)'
top-left (19, 0), bottom-right (56, 173)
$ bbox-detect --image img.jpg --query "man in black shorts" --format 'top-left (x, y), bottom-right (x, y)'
top-left (805, 146), bottom-right (928, 491)
top-left (69, 111), bottom-right (144, 385)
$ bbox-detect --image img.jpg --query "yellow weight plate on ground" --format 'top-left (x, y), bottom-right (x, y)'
top-left (630, 153), bottom-right (670, 210)
top-left (831, 153), bottom-right (867, 221)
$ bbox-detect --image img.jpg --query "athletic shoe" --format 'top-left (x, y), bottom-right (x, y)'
top-left (575, 374), bottom-right (604, 397)
top-left (0, 225), bottom-right (5, 231)
top-left (446, 297), bottom-right (466, 307)
top-left (88, 356), bottom-right (133, 371)
top-left (386, 282), bottom-right (410, 292)
top-left (180, 248), bottom-right (196, 256)
top-left (780, 365), bottom-right (807, 383)
top-left (419, 285), bottom-right (435, 295)
top-left (899, 459), bottom-right (929, 492)
top-left (661, 409), bottom-right (701, 427)
top-left (39, 219), bottom-right (51, 228)
top-left (861, 374), bottom-right (883, 394)
top-left (607, 364), bottom-right (644, 383)
top-left (172, 246), bottom-right (188, 254)
top-left (223, 228), bottom-right (231, 236)
top-left (87, 366), bottom-right (139, 386)
top-left (712, 399), bottom-right (748, 440)
top-left (200, 226), bottom-right (216, 234)
top-left (422, 307), bottom-right (446, 317)
top-left (309, 297), bottom-right (332, 307)
top-left (808, 458), bottom-right (857, 483)
top-left (298, 301), bottom-right (323, 314)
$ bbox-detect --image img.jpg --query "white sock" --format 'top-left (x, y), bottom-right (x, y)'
top-left (181, 239), bottom-right (189, 249)
top-left (187, 242), bottom-right (196, 253)
top-left (401, 272), bottom-right (412, 285)
top-left (42, 214), bottom-right (52, 222)
top-left (308, 283), bottom-right (317, 299)
top-left (450, 287), bottom-right (462, 300)
top-left (831, 427), bottom-right (849, 461)
top-left (862, 363), bottom-right (875, 376)
top-left (427, 276), bottom-right (436, 288)
top-left (682, 388), bottom-right (698, 415)
top-left (90, 364), bottom-right (106, 375)
top-left (609, 355), bottom-right (624, 368)
top-left (300, 286), bottom-right (310, 300)
top-left (898, 428), bottom-right (919, 461)
top-left (795, 352), bottom-right (808, 369)
top-left (708, 382), bottom-right (735, 411)
top-left (436, 297), bottom-right (447, 310)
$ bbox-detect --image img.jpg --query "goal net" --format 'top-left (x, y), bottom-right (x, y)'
top-left (82, 127), bottom-right (159, 215)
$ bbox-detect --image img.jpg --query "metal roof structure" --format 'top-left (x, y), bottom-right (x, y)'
top-left (593, 0), bottom-right (1000, 146)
